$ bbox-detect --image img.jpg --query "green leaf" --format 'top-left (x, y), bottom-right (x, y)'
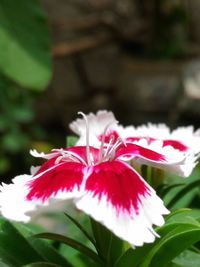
top-left (0, 218), bottom-right (43, 266)
top-left (0, 156), bottom-right (10, 173)
top-left (23, 263), bottom-right (62, 267)
top-left (116, 209), bottom-right (200, 267)
top-left (13, 223), bottom-right (72, 267)
top-left (66, 136), bottom-right (78, 148)
top-left (158, 183), bottom-right (184, 198)
top-left (90, 218), bottom-right (124, 265)
top-left (167, 179), bottom-right (200, 209)
top-left (140, 223), bottom-right (200, 267)
top-left (90, 218), bottom-right (112, 260)
top-left (114, 244), bottom-right (154, 267)
top-left (0, 260), bottom-right (10, 267)
top-left (2, 130), bottom-right (29, 152)
top-left (107, 233), bottom-right (124, 266)
top-left (166, 209), bottom-right (200, 224)
top-left (34, 232), bottom-right (103, 265)
top-left (172, 250), bottom-right (200, 267)
top-left (0, 0), bottom-right (52, 90)
top-left (11, 106), bottom-right (34, 123)
top-left (64, 213), bottom-right (96, 246)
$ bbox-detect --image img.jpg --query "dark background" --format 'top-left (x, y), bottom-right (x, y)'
top-left (1, 0), bottom-right (200, 180)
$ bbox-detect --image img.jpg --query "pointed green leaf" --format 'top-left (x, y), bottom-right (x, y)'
top-left (64, 213), bottom-right (96, 246)
top-left (90, 218), bottom-right (112, 260)
top-left (140, 223), bottom-right (200, 267)
top-left (0, 0), bottom-right (52, 90)
top-left (34, 232), bottom-right (103, 265)
top-left (90, 218), bottom-right (124, 265)
top-left (116, 209), bottom-right (200, 267)
top-left (107, 233), bottom-right (124, 266)
top-left (158, 183), bottom-right (184, 198)
top-left (167, 180), bottom-right (200, 209)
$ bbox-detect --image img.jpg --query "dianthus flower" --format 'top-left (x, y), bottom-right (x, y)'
top-left (0, 113), bottom-right (178, 247)
top-left (70, 110), bottom-right (200, 177)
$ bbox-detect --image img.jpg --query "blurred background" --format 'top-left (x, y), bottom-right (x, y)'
top-left (1, 0), bottom-right (200, 181)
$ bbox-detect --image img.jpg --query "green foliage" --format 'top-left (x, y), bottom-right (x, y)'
top-left (115, 209), bottom-right (200, 267)
top-left (0, 0), bottom-right (52, 176)
top-left (0, 217), bottom-right (72, 267)
top-left (0, 0), bottom-right (52, 90)
top-left (66, 136), bottom-right (79, 148)
top-left (172, 250), bottom-right (200, 267)
top-left (162, 166), bottom-right (200, 210)
top-left (0, 75), bottom-right (51, 175)
top-left (1, 206), bottom-right (200, 267)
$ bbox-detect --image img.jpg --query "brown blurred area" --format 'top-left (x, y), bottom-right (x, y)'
top-left (34, 0), bottom-right (200, 132)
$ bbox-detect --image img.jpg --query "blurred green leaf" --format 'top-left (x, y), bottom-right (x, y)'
top-left (2, 130), bottom-right (29, 152)
top-left (0, 157), bottom-right (10, 173)
top-left (11, 106), bottom-right (34, 123)
top-left (66, 136), bottom-right (78, 148)
top-left (0, 261), bottom-right (10, 267)
top-left (23, 263), bottom-right (62, 267)
top-left (172, 250), bottom-right (200, 267)
top-left (0, 0), bottom-right (52, 90)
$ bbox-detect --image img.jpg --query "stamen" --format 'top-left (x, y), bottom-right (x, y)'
top-left (54, 149), bottom-right (66, 164)
top-left (104, 135), bottom-right (115, 158)
top-left (104, 136), bottom-right (126, 161)
top-left (54, 149), bottom-right (80, 165)
top-left (98, 120), bottom-right (118, 163)
top-left (78, 112), bottom-right (91, 165)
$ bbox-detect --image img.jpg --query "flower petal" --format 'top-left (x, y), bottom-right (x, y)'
top-left (75, 161), bottom-right (169, 247)
top-left (171, 126), bottom-right (200, 154)
top-left (26, 161), bottom-right (85, 202)
top-left (115, 143), bottom-right (167, 163)
top-left (30, 149), bottom-right (60, 159)
top-left (115, 143), bottom-right (195, 177)
top-left (163, 140), bottom-right (188, 152)
top-left (0, 175), bottom-right (36, 222)
top-left (69, 110), bottom-right (117, 146)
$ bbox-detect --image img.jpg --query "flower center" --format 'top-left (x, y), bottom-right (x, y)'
top-left (75, 112), bottom-right (127, 166)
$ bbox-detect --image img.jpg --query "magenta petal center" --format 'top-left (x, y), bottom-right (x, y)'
top-left (85, 161), bottom-right (150, 216)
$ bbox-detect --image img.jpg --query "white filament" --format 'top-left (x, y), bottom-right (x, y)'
top-left (78, 112), bottom-right (92, 165)
top-left (98, 120), bottom-right (118, 163)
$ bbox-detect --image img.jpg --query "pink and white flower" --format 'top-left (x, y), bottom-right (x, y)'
top-left (70, 110), bottom-right (200, 177)
top-left (0, 112), bottom-right (177, 247)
